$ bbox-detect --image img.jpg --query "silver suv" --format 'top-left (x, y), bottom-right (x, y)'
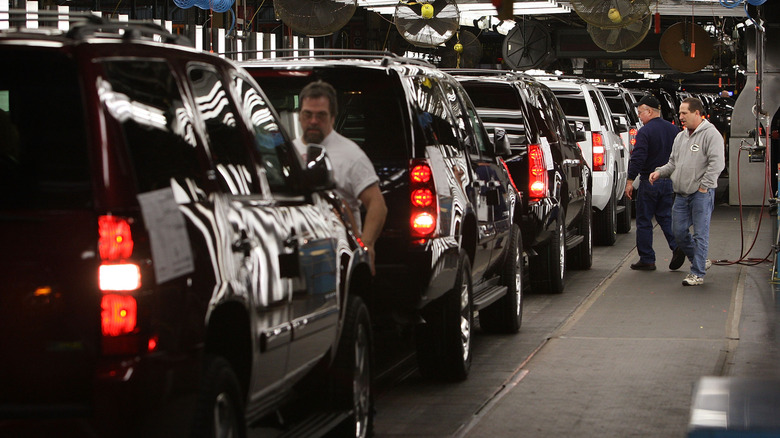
top-left (533, 76), bottom-right (630, 245)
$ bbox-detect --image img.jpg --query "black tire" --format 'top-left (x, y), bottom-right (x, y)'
top-left (594, 191), bottom-right (617, 246)
top-left (331, 296), bottom-right (374, 438)
top-left (531, 214), bottom-right (566, 294)
top-left (192, 356), bottom-right (246, 438)
top-left (569, 193), bottom-right (593, 270)
top-left (480, 224), bottom-right (523, 334)
top-left (416, 256), bottom-right (473, 382)
top-left (617, 192), bottom-right (632, 233)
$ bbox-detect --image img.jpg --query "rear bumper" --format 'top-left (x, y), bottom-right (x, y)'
top-left (0, 352), bottom-right (200, 438)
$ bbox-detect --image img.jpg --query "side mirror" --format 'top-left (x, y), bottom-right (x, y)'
top-left (573, 121), bottom-right (587, 142)
top-left (304, 144), bottom-right (336, 191)
top-left (492, 127), bottom-right (512, 157)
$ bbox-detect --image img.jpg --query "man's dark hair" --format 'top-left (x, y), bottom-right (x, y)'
top-left (682, 97), bottom-right (705, 115)
top-left (299, 80), bottom-right (338, 116)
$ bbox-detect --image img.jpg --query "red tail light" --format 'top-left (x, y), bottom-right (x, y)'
top-left (528, 144), bottom-right (548, 200)
top-left (98, 215), bottom-right (140, 355)
top-left (592, 132), bottom-right (605, 171)
top-left (101, 294), bottom-right (137, 336)
top-left (410, 160), bottom-right (438, 238)
top-left (629, 128), bottom-right (638, 148)
top-left (99, 215), bottom-right (133, 260)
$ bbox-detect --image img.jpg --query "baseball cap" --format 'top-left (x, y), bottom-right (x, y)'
top-left (633, 95), bottom-right (661, 110)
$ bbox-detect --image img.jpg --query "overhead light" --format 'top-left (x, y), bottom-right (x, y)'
top-left (495, 19), bottom-right (516, 35)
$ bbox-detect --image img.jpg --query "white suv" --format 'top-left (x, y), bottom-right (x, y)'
top-left (534, 76), bottom-right (629, 245)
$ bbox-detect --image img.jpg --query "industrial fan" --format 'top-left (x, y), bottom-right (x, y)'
top-left (587, 13), bottom-right (651, 53)
top-left (659, 21), bottom-right (714, 73)
top-left (273, 0), bottom-right (356, 37)
top-left (395, 0), bottom-right (460, 48)
top-left (570, 0), bottom-right (651, 29)
top-left (439, 30), bottom-right (483, 68)
top-left (502, 20), bottom-right (553, 70)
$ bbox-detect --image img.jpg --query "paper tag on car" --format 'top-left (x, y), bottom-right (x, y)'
top-left (137, 188), bottom-right (195, 284)
top-left (540, 137), bottom-right (554, 170)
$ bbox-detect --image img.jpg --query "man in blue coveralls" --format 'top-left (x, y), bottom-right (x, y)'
top-left (625, 95), bottom-right (685, 271)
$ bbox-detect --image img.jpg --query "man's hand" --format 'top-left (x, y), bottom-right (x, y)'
top-left (625, 180), bottom-right (634, 200)
top-left (648, 171), bottom-right (660, 185)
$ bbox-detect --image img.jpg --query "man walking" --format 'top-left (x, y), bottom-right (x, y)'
top-left (649, 97), bottom-right (725, 286)
top-left (294, 80), bottom-right (387, 274)
top-left (625, 95), bottom-right (684, 271)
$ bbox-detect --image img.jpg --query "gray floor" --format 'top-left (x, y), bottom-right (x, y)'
top-left (461, 204), bottom-right (780, 438)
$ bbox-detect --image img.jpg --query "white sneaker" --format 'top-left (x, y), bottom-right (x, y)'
top-left (705, 259), bottom-right (712, 270)
top-left (682, 274), bottom-right (704, 286)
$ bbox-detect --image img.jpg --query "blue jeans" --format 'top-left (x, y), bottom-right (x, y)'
top-left (635, 178), bottom-right (676, 264)
top-left (672, 189), bottom-right (715, 277)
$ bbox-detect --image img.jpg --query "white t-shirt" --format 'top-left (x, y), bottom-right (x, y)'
top-left (293, 131), bottom-right (379, 231)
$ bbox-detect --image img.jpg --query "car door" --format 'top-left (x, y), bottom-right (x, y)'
top-left (186, 62), bottom-right (293, 391)
top-left (589, 88), bottom-right (627, 190)
top-left (228, 70), bottom-right (342, 377)
top-left (444, 80), bottom-right (513, 275)
top-left (540, 85), bottom-right (586, 226)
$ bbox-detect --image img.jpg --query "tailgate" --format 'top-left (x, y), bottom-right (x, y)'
top-left (0, 211), bottom-right (100, 413)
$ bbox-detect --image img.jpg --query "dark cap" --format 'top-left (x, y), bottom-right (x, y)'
top-left (633, 95), bottom-right (661, 110)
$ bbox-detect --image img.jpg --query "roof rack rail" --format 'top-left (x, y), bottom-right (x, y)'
top-left (0, 9), bottom-right (188, 45)
top-left (234, 48), bottom-right (435, 67)
top-left (441, 68), bottom-right (533, 78)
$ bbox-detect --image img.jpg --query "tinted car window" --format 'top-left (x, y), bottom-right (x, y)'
top-left (101, 60), bottom-right (204, 193)
top-left (553, 91), bottom-right (589, 117)
top-left (0, 50), bottom-right (91, 210)
top-left (232, 73), bottom-right (296, 195)
top-left (251, 70), bottom-right (408, 163)
top-left (588, 90), bottom-right (609, 128)
top-left (409, 76), bottom-right (460, 155)
top-left (189, 65), bottom-right (256, 195)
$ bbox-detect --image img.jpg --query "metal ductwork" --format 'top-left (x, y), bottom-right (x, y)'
top-left (728, 4), bottom-right (780, 206)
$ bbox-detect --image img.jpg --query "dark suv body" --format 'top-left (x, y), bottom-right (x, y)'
top-left (447, 70), bottom-right (592, 294)
top-left (241, 53), bottom-right (523, 381)
top-left (0, 17), bottom-right (373, 438)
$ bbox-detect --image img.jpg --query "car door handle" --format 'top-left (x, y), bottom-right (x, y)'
top-left (231, 230), bottom-right (254, 256)
top-left (563, 159), bottom-right (580, 167)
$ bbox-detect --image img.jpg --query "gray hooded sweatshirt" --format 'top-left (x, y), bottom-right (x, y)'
top-left (655, 118), bottom-right (725, 195)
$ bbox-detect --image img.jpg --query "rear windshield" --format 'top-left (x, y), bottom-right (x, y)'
top-left (0, 48), bottom-right (91, 210)
top-left (248, 67), bottom-right (409, 163)
top-left (553, 92), bottom-right (589, 118)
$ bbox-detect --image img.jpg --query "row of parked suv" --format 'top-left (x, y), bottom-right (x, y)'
top-left (0, 13), bottom-right (644, 438)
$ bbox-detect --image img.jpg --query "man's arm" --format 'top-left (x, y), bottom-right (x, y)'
top-left (358, 183), bottom-right (387, 275)
top-left (699, 131), bottom-right (726, 192)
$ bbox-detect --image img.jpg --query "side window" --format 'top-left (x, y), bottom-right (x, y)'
top-left (451, 83), bottom-right (490, 155)
top-left (542, 87), bottom-right (574, 143)
top-left (588, 89), bottom-right (610, 130)
top-left (232, 73), bottom-right (298, 195)
top-left (100, 60), bottom-right (205, 195)
top-left (410, 76), bottom-right (461, 157)
top-left (188, 65), bottom-right (256, 195)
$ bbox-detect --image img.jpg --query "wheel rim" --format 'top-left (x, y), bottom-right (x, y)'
top-left (557, 222), bottom-right (565, 281)
top-left (459, 280), bottom-right (471, 362)
top-left (213, 392), bottom-right (238, 438)
top-left (353, 323), bottom-right (371, 438)
top-left (514, 244), bottom-right (522, 316)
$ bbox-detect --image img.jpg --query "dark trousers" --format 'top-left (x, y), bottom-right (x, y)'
top-left (635, 178), bottom-right (677, 263)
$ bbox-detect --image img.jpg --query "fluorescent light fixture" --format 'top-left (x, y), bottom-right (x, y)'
top-left (26, 0), bottom-right (38, 29)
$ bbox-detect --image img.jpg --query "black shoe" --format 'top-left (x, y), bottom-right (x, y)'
top-left (630, 261), bottom-right (656, 271)
top-left (669, 247), bottom-right (686, 270)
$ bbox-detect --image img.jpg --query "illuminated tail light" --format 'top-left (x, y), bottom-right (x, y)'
top-left (592, 132), bottom-right (605, 171)
top-left (101, 294), bottom-right (137, 336)
top-left (629, 128), bottom-right (638, 148)
top-left (410, 160), bottom-right (438, 238)
top-left (528, 144), bottom-right (548, 200)
top-left (98, 215), bottom-right (140, 354)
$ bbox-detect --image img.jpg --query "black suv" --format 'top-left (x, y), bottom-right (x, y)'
top-left (447, 70), bottom-right (592, 294)
top-left (241, 52), bottom-right (523, 381)
top-left (0, 15), bottom-right (374, 438)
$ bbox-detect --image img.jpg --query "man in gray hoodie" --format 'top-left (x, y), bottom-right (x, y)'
top-left (648, 97), bottom-right (725, 286)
